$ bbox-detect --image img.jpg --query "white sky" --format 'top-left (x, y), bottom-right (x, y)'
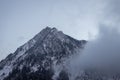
top-left (0, 0), bottom-right (120, 60)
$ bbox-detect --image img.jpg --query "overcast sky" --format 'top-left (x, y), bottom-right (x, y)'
top-left (0, 0), bottom-right (120, 60)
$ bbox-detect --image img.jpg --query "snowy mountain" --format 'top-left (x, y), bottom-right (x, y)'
top-left (0, 27), bottom-right (86, 80)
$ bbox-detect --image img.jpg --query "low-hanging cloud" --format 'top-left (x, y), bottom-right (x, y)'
top-left (66, 25), bottom-right (120, 76)
top-left (80, 26), bottom-right (120, 69)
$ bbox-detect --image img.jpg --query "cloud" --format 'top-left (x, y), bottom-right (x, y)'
top-left (64, 25), bottom-right (120, 79)
top-left (80, 26), bottom-right (120, 68)
top-left (101, 0), bottom-right (120, 28)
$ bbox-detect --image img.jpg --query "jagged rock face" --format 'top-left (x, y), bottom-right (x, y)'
top-left (0, 27), bottom-right (86, 80)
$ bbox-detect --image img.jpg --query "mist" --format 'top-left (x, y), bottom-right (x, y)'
top-left (52, 26), bottom-right (120, 80)
top-left (79, 26), bottom-right (120, 70)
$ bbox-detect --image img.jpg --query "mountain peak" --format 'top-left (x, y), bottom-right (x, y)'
top-left (0, 27), bottom-right (86, 80)
top-left (40, 27), bottom-right (58, 34)
top-left (44, 26), bottom-right (58, 31)
top-left (33, 27), bottom-right (58, 41)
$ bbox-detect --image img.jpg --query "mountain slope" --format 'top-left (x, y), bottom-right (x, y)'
top-left (0, 27), bottom-right (86, 80)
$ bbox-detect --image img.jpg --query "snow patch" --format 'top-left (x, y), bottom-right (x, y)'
top-left (31, 65), bottom-right (39, 72)
top-left (0, 65), bottom-right (12, 80)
